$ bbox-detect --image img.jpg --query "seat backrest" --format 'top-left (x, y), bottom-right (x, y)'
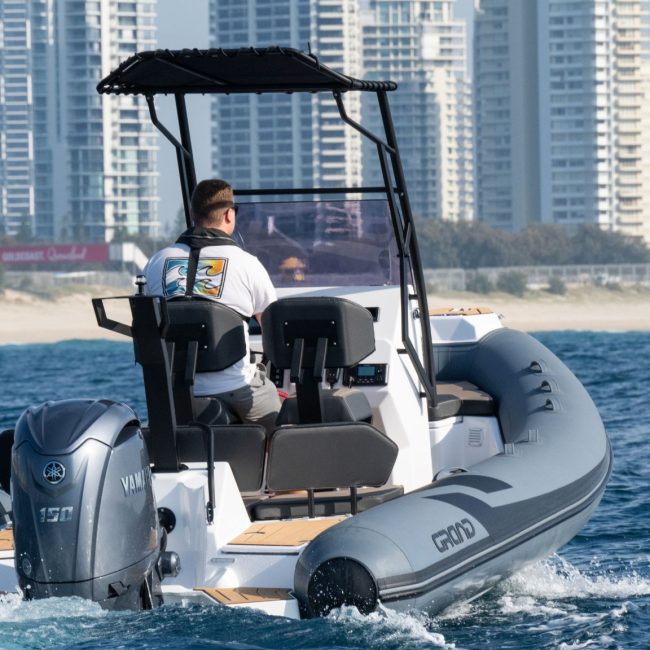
top-left (165, 299), bottom-right (247, 424)
top-left (261, 297), bottom-right (375, 424)
top-left (144, 424), bottom-right (267, 492)
top-left (266, 422), bottom-right (397, 492)
top-left (261, 296), bottom-right (375, 371)
top-left (166, 298), bottom-right (247, 372)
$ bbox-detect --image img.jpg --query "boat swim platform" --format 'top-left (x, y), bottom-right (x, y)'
top-left (195, 586), bottom-right (293, 605)
top-left (0, 518), bottom-right (345, 556)
top-left (228, 517), bottom-right (346, 547)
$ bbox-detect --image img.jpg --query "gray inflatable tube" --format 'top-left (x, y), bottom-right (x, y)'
top-left (293, 328), bottom-right (612, 617)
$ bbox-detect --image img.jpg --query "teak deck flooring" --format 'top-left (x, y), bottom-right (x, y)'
top-left (429, 306), bottom-right (493, 316)
top-left (0, 529), bottom-right (13, 552)
top-left (228, 517), bottom-right (346, 547)
top-left (195, 587), bottom-right (293, 604)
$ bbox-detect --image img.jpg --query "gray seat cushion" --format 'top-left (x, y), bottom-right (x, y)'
top-left (440, 381), bottom-right (495, 414)
top-left (267, 422), bottom-right (398, 492)
top-left (143, 424), bottom-right (267, 492)
top-left (277, 388), bottom-right (372, 425)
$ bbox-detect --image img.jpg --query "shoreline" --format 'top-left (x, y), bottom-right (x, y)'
top-left (0, 289), bottom-right (131, 345)
top-left (1, 286), bottom-right (650, 345)
top-left (429, 287), bottom-right (650, 333)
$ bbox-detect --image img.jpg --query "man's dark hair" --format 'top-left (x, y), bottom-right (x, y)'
top-left (190, 179), bottom-right (234, 226)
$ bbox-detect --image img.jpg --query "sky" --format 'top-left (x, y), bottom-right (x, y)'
top-left (153, 0), bottom-right (475, 234)
top-left (155, 0), bottom-right (211, 233)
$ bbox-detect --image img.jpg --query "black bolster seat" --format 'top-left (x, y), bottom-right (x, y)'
top-left (266, 422), bottom-right (398, 491)
top-left (143, 424), bottom-right (267, 492)
top-left (247, 421), bottom-right (401, 519)
top-left (261, 296), bottom-right (375, 425)
top-left (164, 298), bottom-right (247, 425)
top-left (247, 421), bottom-right (399, 519)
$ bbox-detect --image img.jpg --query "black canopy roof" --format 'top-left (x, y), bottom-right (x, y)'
top-left (97, 47), bottom-right (397, 96)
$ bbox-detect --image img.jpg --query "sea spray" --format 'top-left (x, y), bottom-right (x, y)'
top-left (328, 603), bottom-right (450, 648)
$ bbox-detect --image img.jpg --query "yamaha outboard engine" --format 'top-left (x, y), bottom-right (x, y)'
top-left (11, 398), bottom-right (175, 610)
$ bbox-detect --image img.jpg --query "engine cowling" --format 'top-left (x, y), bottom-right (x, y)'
top-left (12, 399), bottom-right (164, 610)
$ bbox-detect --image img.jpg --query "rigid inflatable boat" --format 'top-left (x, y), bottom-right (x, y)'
top-left (0, 48), bottom-right (611, 618)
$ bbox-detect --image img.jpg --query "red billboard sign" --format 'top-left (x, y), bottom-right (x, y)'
top-left (0, 244), bottom-right (110, 265)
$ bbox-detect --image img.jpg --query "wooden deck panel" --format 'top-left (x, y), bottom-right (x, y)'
top-left (0, 529), bottom-right (13, 552)
top-left (195, 587), bottom-right (293, 604)
top-left (228, 517), bottom-right (345, 547)
top-left (429, 306), bottom-right (493, 316)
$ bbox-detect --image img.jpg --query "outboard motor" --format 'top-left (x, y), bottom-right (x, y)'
top-left (11, 398), bottom-right (177, 610)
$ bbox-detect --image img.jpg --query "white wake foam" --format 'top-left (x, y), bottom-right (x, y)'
top-left (328, 603), bottom-right (452, 648)
top-left (505, 555), bottom-right (650, 601)
top-left (434, 554), bottom-right (650, 626)
top-left (0, 593), bottom-right (105, 622)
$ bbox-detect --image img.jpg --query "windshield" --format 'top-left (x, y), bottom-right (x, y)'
top-left (235, 199), bottom-right (399, 287)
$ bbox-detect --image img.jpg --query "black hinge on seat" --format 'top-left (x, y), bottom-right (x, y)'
top-left (290, 338), bottom-right (304, 383)
top-left (307, 488), bottom-right (315, 518)
top-left (313, 337), bottom-right (327, 381)
top-left (350, 485), bottom-right (359, 515)
top-left (184, 340), bottom-right (198, 386)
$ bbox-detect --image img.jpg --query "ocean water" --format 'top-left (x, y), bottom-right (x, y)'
top-left (0, 331), bottom-right (649, 649)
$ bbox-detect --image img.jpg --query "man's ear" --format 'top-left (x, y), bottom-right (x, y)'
top-left (223, 208), bottom-right (235, 227)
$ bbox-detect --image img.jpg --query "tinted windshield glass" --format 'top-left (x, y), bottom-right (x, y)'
top-left (235, 199), bottom-right (399, 287)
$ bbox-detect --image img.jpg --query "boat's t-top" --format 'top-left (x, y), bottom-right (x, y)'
top-left (96, 46), bottom-right (444, 418)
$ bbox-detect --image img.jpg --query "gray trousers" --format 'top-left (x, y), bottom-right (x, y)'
top-left (212, 369), bottom-right (281, 434)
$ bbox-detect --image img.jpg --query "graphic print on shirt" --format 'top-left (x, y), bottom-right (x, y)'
top-left (163, 258), bottom-right (229, 298)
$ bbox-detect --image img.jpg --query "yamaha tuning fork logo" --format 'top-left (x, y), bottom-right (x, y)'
top-left (43, 461), bottom-right (66, 485)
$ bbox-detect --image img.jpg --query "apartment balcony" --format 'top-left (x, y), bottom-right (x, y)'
top-left (617, 173), bottom-right (642, 186)
top-left (617, 192), bottom-right (643, 205)
top-left (616, 126), bottom-right (643, 140)
top-left (616, 105), bottom-right (644, 118)
top-left (617, 187), bottom-right (643, 201)
top-left (618, 200), bottom-right (643, 212)
top-left (618, 135), bottom-right (643, 147)
top-left (618, 160), bottom-right (644, 172)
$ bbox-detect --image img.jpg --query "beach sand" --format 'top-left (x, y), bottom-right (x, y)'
top-left (0, 288), bottom-right (132, 345)
top-left (429, 287), bottom-right (650, 333)
top-left (1, 286), bottom-right (649, 345)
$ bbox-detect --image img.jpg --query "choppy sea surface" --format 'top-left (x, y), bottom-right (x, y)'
top-left (0, 331), bottom-right (648, 649)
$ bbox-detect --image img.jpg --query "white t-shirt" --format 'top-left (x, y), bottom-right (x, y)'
top-left (144, 240), bottom-right (276, 395)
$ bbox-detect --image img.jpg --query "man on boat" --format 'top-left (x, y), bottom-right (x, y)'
top-left (144, 178), bottom-right (281, 433)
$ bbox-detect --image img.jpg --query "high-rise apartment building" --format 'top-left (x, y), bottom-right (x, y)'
top-left (362, 0), bottom-right (474, 221)
top-left (640, 1), bottom-right (650, 242)
top-left (473, 1), bottom-right (540, 231)
top-left (538, 0), bottom-right (616, 230)
top-left (474, 0), bottom-right (650, 238)
top-left (209, 0), bottom-right (362, 192)
top-left (475, 0), bottom-right (615, 231)
top-left (0, 0), bottom-right (159, 242)
top-left (613, 1), bottom-right (650, 241)
top-left (0, 0), bottom-right (35, 237)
